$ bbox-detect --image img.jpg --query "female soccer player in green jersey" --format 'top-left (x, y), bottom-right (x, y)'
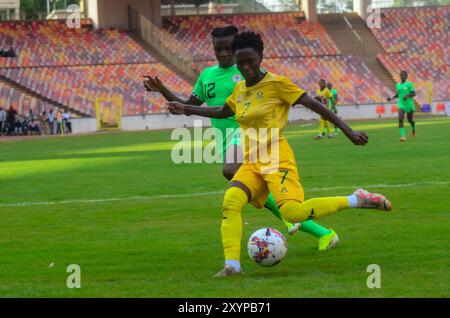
top-left (387, 70), bottom-right (416, 141)
top-left (144, 26), bottom-right (339, 250)
top-left (167, 31), bottom-right (392, 277)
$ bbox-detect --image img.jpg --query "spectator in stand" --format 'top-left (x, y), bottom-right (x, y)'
top-left (40, 111), bottom-right (48, 134)
top-left (0, 47), bottom-right (16, 58)
top-left (56, 109), bottom-right (63, 134)
top-left (28, 108), bottom-right (35, 121)
top-left (63, 108), bottom-right (72, 134)
top-left (6, 106), bottom-right (17, 135)
top-left (0, 107), bottom-right (5, 135)
top-left (47, 109), bottom-right (55, 135)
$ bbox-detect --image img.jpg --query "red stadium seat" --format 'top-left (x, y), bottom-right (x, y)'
top-left (376, 105), bottom-right (386, 117)
top-left (436, 103), bottom-right (445, 113)
top-left (373, 7), bottom-right (449, 104)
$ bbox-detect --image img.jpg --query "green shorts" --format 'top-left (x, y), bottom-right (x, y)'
top-left (399, 106), bottom-right (415, 114)
top-left (214, 127), bottom-right (241, 163)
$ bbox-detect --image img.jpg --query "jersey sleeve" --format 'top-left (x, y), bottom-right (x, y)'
top-left (225, 84), bottom-right (238, 113)
top-left (408, 82), bottom-right (415, 93)
top-left (192, 71), bottom-right (205, 102)
top-left (277, 77), bottom-right (306, 106)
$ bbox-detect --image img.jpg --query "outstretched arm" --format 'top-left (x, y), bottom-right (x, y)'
top-left (296, 93), bottom-right (368, 145)
top-left (387, 94), bottom-right (398, 101)
top-left (143, 76), bottom-right (203, 106)
top-left (167, 101), bottom-right (235, 119)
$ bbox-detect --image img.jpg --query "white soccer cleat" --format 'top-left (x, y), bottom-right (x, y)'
top-left (288, 223), bottom-right (301, 236)
top-left (213, 265), bottom-right (242, 278)
top-left (353, 188), bottom-right (392, 211)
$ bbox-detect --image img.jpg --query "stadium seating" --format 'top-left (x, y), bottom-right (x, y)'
top-left (0, 20), bottom-right (189, 116)
top-left (372, 7), bottom-right (448, 54)
top-left (262, 56), bottom-right (393, 105)
top-left (376, 105), bottom-right (386, 117)
top-left (163, 13), bottom-right (340, 61)
top-left (391, 105), bottom-right (398, 115)
top-left (0, 80), bottom-right (58, 115)
top-left (378, 53), bottom-right (448, 105)
top-left (0, 20), bottom-right (155, 68)
top-left (373, 7), bottom-right (449, 104)
top-left (0, 63), bottom-right (192, 116)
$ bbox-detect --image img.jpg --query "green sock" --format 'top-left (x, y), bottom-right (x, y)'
top-left (299, 220), bottom-right (332, 238)
top-left (264, 193), bottom-right (283, 221)
top-left (400, 127), bottom-right (405, 137)
top-left (411, 123), bottom-right (416, 134)
top-left (264, 193), bottom-right (292, 229)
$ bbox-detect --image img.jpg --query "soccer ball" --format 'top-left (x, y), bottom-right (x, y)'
top-left (247, 227), bottom-right (288, 267)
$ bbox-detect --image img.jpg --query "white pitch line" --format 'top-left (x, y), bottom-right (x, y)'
top-left (0, 181), bottom-right (448, 208)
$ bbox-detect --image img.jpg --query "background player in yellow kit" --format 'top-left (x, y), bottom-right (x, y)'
top-left (168, 32), bottom-right (392, 277)
top-left (314, 79), bottom-right (334, 139)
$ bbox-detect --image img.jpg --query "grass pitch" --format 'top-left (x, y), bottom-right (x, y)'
top-left (0, 117), bottom-right (449, 297)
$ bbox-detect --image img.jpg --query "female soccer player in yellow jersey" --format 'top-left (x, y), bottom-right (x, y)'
top-left (145, 26), bottom-right (340, 250)
top-left (168, 31), bottom-right (392, 277)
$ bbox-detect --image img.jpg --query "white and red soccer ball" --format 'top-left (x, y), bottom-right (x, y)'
top-left (247, 227), bottom-right (288, 267)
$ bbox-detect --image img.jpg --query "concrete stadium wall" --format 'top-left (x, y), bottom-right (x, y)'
top-left (87, 0), bottom-right (161, 29)
top-left (71, 101), bottom-right (450, 134)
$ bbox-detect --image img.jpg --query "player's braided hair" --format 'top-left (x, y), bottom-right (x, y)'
top-left (211, 25), bottom-right (238, 38)
top-left (231, 31), bottom-right (264, 55)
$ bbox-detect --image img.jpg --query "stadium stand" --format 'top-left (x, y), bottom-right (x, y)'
top-left (5, 9), bottom-right (425, 117)
top-left (0, 63), bottom-right (192, 116)
top-left (0, 20), bottom-right (155, 68)
top-left (162, 12), bottom-right (397, 105)
top-left (162, 12), bottom-right (340, 61)
top-left (0, 19), bottom-right (192, 116)
top-left (372, 7), bottom-right (449, 104)
top-left (0, 79), bottom-right (58, 115)
top-left (263, 56), bottom-right (393, 105)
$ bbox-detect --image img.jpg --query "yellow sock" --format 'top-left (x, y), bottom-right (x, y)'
top-left (221, 186), bottom-right (248, 262)
top-left (280, 197), bottom-right (349, 223)
top-left (325, 120), bottom-right (332, 135)
top-left (319, 118), bottom-right (325, 134)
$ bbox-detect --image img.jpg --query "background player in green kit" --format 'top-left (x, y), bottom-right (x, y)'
top-left (387, 70), bottom-right (416, 141)
top-left (327, 82), bottom-right (339, 135)
top-left (143, 26), bottom-right (339, 251)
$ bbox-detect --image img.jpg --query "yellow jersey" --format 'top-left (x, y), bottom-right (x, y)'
top-left (316, 87), bottom-right (332, 107)
top-left (226, 72), bottom-right (305, 165)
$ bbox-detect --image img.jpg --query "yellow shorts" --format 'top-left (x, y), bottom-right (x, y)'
top-left (231, 140), bottom-right (304, 208)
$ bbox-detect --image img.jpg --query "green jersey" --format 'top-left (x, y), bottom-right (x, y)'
top-left (396, 81), bottom-right (415, 112)
top-left (193, 64), bottom-right (242, 131)
top-left (329, 88), bottom-right (338, 109)
top-left (193, 64), bottom-right (243, 160)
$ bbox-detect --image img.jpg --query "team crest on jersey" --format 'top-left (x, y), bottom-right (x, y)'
top-left (232, 74), bottom-right (242, 83)
top-left (256, 91), bottom-right (264, 100)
